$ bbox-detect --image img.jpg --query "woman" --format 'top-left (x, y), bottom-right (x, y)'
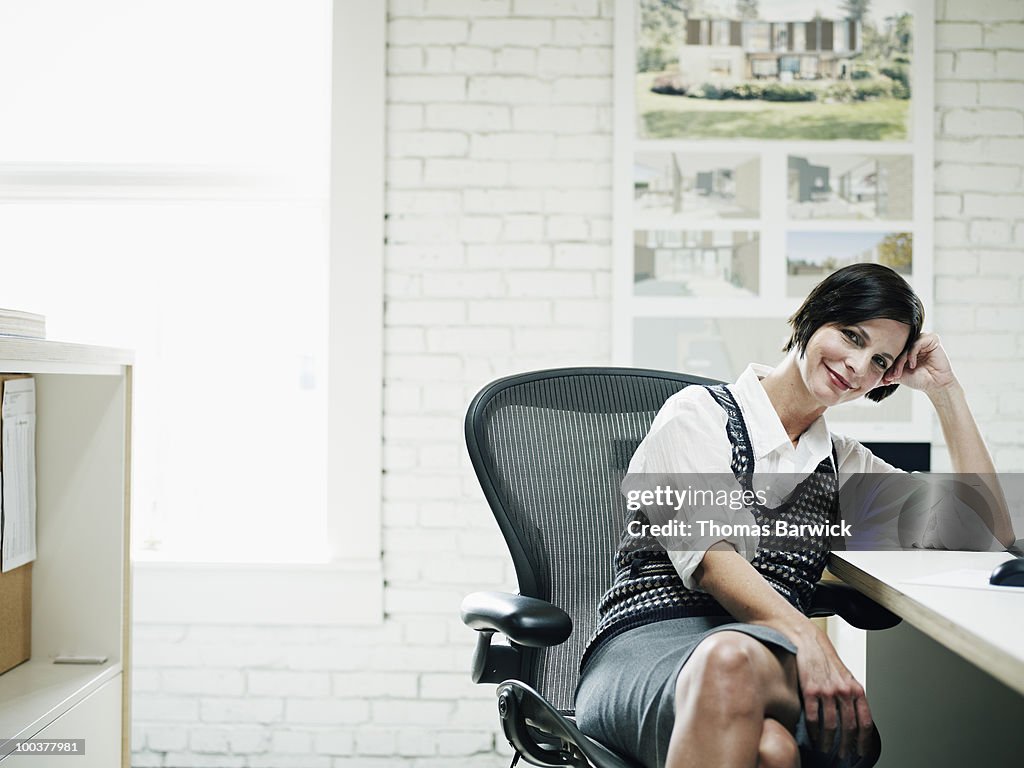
top-left (574, 264), bottom-right (1014, 768)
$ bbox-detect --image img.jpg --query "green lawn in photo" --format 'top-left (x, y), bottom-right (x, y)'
top-left (636, 73), bottom-right (910, 141)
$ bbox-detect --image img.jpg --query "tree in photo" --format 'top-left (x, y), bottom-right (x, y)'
top-left (877, 232), bottom-right (912, 273)
top-left (840, 0), bottom-right (872, 22)
top-left (736, 0), bottom-right (759, 20)
top-left (638, 0), bottom-right (692, 73)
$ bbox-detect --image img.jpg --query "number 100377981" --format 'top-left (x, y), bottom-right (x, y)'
top-left (0, 739), bottom-right (85, 756)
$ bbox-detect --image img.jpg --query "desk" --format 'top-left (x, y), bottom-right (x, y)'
top-left (828, 550), bottom-right (1024, 767)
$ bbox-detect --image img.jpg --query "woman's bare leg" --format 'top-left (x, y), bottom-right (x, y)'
top-left (664, 631), bottom-right (801, 768)
top-left (757, 718), bottom-right (800, 768)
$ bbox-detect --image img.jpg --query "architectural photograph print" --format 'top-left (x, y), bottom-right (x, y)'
top-left (634, 152), bottom-right (761, 222)
top-left (786, 230), bottom-right (912, 296)
top-left (634, 229), bottom-right (760, 298)
top-left (787, 152), bottom-right (913, 220)
top-left (635, 0), bottom-right (914, 140)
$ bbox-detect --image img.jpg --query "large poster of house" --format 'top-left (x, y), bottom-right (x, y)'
top-left (636, 0), bottom-right (913, 140)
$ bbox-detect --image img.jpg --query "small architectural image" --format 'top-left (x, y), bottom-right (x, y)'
top-left (632, 315), bottom-right (912, 423)
top-left (634, 152), bottom-right (760, 221)
top-left (786, 231), bottom-right (912, 296)
top-left (788, 154), bottom-right (913, 220)
top-left (634, 229), bottom-right (759, 298)
top-left (633, 316), bottom-right (789, 381)
top-left (636, 1), bottom-right (913, 140)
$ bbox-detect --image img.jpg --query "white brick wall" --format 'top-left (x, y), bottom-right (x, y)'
top-left (932, 0), bottom-right (1024, 471)
top-left (131, 1), bottom-right (1023, 765)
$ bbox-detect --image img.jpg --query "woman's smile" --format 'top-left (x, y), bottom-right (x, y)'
top-left (824, 364), bottom-right (854, 392)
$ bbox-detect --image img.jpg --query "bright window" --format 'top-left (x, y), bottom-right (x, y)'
top-left (792, 24), bottom-right (806, 53)
top-left (0, 0), bottom-right (334, 563)
top-left (711, 57), bottom-right (733, 76)
top-left (780, 56), bottom-right (801, 73)
top-left (773, 25), bottom-right (788, 51)
top-left (711, 20), bottom-right (731, 47)
top-left (834, 21), bottom-right (849, 52)
top-left (744, 23), bottom-right (771, 52)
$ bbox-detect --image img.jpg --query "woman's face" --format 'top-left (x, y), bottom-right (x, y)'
top-left (798, 318), bottom-right (911, 407)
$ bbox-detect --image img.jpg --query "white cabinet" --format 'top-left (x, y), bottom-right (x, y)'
top-left (0, 340), bottom-right (131, 766)
top-left (3, 678), bottom-right (121, 767)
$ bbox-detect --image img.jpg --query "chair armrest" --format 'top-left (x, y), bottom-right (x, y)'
top-left (809, 582), bottom-right (901, 631)
top-left (461, 591), bottom-right (573, 648)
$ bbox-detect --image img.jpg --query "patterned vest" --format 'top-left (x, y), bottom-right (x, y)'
top-left (579, 384), bottom-right (838, 674)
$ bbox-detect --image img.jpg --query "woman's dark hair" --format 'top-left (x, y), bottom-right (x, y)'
top-left (784, 263), bottom-right (924, 402)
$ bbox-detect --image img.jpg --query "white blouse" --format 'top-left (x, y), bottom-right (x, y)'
top-left (622, 364), bottom-right (989, 591)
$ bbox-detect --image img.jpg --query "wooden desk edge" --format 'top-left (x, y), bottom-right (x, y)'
top-left (827, 553), bottom-right (1024, 698)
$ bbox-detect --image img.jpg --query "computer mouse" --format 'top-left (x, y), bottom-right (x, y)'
top-left (989, 558), bottom-right (1024, 587)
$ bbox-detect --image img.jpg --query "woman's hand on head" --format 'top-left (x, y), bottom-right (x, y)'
top-left (881, 332), bottom-right (958, 394)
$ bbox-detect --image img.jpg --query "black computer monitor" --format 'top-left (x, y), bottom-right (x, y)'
top-left (861, 442), bottom-right (930, 472)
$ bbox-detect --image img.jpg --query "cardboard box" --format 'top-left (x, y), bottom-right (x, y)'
top-left (0, 373), bottom-right (33, 675)
top-left (0, 561), bottom-right (31, 674)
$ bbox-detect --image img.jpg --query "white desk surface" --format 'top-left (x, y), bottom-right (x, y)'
top-left (828, 550), bottom-right (1024, 696)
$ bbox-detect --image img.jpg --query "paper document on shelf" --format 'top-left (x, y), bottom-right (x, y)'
top-left (902, 568), bottom-right (1024, 592)
top-left (1, 377), bottom-right (36, 572)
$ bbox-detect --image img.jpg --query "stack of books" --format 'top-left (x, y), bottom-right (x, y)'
top-left (0, 309), bottom-right (45, 340)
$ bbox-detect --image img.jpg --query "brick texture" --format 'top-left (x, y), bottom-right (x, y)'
top-left (933, 5), bottom-right (1024, 470)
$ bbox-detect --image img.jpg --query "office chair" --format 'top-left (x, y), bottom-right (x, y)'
top-left (460, 367), bottom-right (901, 768)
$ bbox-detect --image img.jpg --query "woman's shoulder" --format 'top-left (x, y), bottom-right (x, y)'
top-left (643, 383), bottom-right (729, 451)
top-left (829, 431), bottom-right (860, 467)
top-left (651, 381), bottom-right (724, 428)
top-left (633, 382), bottom-right (732, 471)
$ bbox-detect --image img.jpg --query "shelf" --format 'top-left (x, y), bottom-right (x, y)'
top-left (0, 659), bottom-right (121, 740)
top-left (0, 338), bottom-right (132, 375)
top-left (0, 336), bottom-right (131, 765)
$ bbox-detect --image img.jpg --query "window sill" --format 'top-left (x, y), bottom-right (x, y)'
top-left (131, 560), bottom-right (383, 626)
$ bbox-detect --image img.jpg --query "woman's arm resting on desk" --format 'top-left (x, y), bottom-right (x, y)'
top-left (695, 543), bottom-right (873, 760)
top-left (884, 333), bottom-right (1015, 548)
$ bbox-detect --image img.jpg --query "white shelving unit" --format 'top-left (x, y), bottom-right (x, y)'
top-left (0, 339), bottom-right (132, 767)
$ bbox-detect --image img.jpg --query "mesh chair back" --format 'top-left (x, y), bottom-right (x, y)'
top-left (465, 367), bottom-right (721, 713)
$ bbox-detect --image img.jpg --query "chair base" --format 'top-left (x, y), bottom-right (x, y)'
top-left (496, 681), bottom-right (641, 768)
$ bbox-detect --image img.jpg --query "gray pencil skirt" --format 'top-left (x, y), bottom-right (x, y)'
top-left (574, 616), bottom-right (847, 768)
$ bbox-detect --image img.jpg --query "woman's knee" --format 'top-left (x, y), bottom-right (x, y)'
top-left (674, 632), bottom-right (764, 718)
top-left (757, 718), bottom-right (799, 768)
